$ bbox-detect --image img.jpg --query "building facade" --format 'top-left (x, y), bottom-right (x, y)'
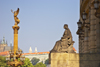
top-left (22, 52), bottom-right (49, 64)
top-left (24, 47), bottom-right (49, 63)
top-left (0, 36), bottom-right (9, 52)
top-left (77, 0), bottom-right (100, 53)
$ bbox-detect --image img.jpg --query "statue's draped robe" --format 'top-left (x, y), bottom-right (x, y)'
top-left (50, 27), bottom-right (75, 53)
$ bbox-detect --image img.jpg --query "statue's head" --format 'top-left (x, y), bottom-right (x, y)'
top-left (64, 24), bottom-right (68, 29)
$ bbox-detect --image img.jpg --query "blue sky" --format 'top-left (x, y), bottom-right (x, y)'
top-left (0, 0), bottom-right (79, 53)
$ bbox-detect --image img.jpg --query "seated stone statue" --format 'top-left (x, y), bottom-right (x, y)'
top-left (50, 24), bottom-right (75, 53)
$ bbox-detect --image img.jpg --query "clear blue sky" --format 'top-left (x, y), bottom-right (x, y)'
top-left (0, 0), bottom-right (79, 53)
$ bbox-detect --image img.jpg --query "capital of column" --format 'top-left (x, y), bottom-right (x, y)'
top-left (12, 24), bottom-right (20, 30)
top-left (12, 25), bottom-right (20, 34)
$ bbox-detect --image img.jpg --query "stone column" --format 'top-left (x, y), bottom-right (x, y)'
top-left (88, 7), bottom-right (91, 53)
top-left (84, 26), bottom-right (89, 53)
top-left (79, 31), bottom-right (84, 53)
top-left (81, 37), bottom-right (84, 53)
top-left (88, 31), bottom-right (90, 53)
top-left (96, 17), bottom-right (100, 53)
top-left (81, 29), bottom-right (85, 53)
top-left (12, 24), bottom-right (20, 54)
top-left (89, 6), bottom-right (96, 53)
top-left (80, 40), bottom-right (83, 53)
top-left (79, 36), bottom-right (82, 53)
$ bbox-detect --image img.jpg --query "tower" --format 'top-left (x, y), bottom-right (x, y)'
top-left (1, 36), bottom-right (7, 45)
top-left (29, 47), bottom-right (32, 53)
top-left (0, 36), bottom-right (7, 52)
top-left (10, 40), bottom-right (12, 50)
top-left (34, 47), bottom-right (37, 53)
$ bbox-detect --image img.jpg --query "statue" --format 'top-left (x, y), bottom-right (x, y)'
top-left (11, 8), bottom-right (20, 25)
top-left (49, 24), bottom-right (75, 64)
top-left (50, 24), bottom-right (75, 53)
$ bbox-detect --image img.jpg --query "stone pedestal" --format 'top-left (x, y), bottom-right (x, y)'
top-left (50, 53), bottom-right (100, 67)
top-left (50, 53), bottom-right (79, 67)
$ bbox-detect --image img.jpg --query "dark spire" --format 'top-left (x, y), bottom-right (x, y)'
top-left (3, 36), bottom-right (5, 42)
top-left (6, 40), bottom-right (8, 45)
top-left (10, 40), bottom-right (12, 50)
top-left (1, 36), bottom-right (6, 44)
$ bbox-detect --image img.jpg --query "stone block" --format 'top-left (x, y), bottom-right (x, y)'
top-left (69, 53), bottom-right (79, 61)
top-left (90, 15), bottom-right (96, 20)
top-left (51, 53), bottom-right (69, 61)
top-left (50, 53), bottom-right (100, 67)
top-left (50, 53), bottom-right (79, 67)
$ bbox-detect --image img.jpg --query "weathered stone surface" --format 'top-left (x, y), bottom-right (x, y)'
top-left (79, 53), bottom-right (100, 67)
top-left (50, 53), bottom-right (100, 67)
top-left (50, 53), bottom-right (79, 67)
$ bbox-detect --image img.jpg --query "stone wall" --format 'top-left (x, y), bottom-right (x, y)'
top-left (79, 53), bottom-right (100, 67)
top-left (50, 53), bottom-right (100, 67)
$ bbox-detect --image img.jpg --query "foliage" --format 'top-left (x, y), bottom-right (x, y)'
top-left (0, 56), bottom-right (46, 67)
top-left (31, 57), bottom-right (40, 65)
top-left (20, 58), bottom-right (34, 67)
top-left (0, 56), bottom-right (11, 67)
top-left (34, 62), bottom-right (46, 67)
top-left (45, 58), bottom-right (49, 65)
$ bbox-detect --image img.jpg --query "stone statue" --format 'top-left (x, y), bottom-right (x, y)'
top-left (11, 8), bottom-right (20, 25)
top-left (50, 24), bottom-right (75, 53)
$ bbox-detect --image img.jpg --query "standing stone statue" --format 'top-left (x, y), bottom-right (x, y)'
top-left (50, 24), bottom-right (75, 53)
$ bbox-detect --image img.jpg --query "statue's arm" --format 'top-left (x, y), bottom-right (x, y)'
top-left (61, 30), bottom-right (68, 39)
top-left (11, 9), bottom-right (14, 13)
